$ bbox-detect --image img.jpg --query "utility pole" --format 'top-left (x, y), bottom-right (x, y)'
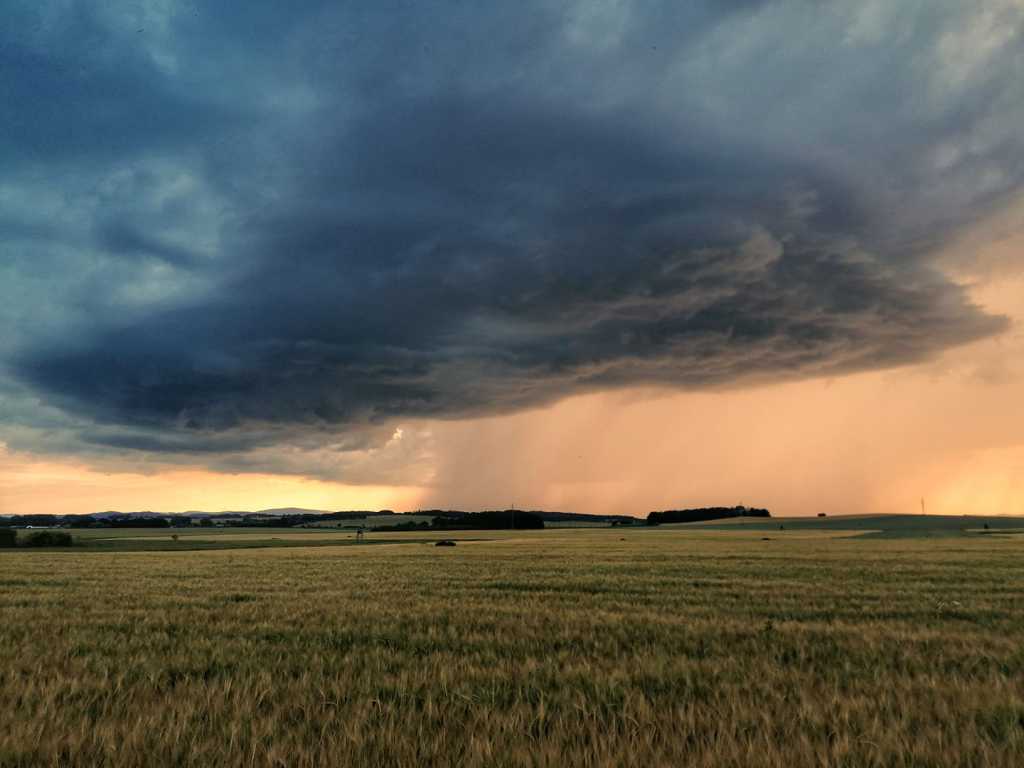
top-left (921, 497), bottom-right (926, 516)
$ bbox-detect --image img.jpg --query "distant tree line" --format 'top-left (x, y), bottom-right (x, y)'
top-left (1, 514), bottom-right (81, 528)
top-left (242, 511), bottom-right (392, 528)
top-left (0, 528), bottom-right (73, 547)
top-left (0, 510), bottom-right (398, 530)
top-left (0, 514), bottom-right (171, 529)
top-left (424, 510), bottom-right (545, 530)
top-left (412, 509), bottom-right (629, 524)
top-left (0, 508), bottom-right (638, 532)
top-left (646, 506), bottom-right (771, 525)
top-left (99, 517), bottom-right (171, 529)
top-left (372, 521), bottom-right (433, 532)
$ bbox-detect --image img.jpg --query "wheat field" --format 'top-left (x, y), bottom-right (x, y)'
top-left (2, 529), bottom-right (1023, 766)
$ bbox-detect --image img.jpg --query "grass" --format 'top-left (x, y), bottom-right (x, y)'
top-left (303, 515), bottom-right (439, 530)
top-left (685, 513), bottom-right (1024, 539)
top-left (54, 528), bottom-right (471, 553)
top-left (2, 526), bottom-right (1023, 766)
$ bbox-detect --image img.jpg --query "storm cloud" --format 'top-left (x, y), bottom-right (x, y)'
top-left (2, 1), bottom-right (1022, 475)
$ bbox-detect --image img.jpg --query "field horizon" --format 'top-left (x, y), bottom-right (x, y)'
top-left (4, 524), bottom-right (1024, 766)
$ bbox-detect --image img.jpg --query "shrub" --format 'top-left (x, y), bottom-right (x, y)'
top-left (0, 528), bottom-right (15, 547)
top-left (21, 530), bottom-right (73, 547)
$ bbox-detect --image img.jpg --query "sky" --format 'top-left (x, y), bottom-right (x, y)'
top-left (2, 1), bottom-right (1023, 517)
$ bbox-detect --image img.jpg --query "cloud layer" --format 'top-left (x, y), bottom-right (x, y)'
top-left (2, 1), bottom-right (1023, 478)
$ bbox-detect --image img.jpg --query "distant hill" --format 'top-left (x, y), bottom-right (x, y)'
top-left (532, 511), bottom-right (636, 524)
top-left (412, 509), bottom-right (635, 525)
top-left (0, 508), bottom-right (638, 529)
top-left (647, 506), bottom-right (771, 525)
top-left (428, 510), bottom-right (546, 530)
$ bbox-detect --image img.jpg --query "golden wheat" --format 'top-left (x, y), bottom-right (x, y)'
top-left (2, 530), bottom-right (1022, 766)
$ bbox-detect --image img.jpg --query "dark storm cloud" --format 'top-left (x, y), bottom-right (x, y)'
top-left (0, 5), bottom-right (241, 170)
top-left (95, 219), bottom-right (204, 268)
top-left (2, 1), bottom-right (1022, 470)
